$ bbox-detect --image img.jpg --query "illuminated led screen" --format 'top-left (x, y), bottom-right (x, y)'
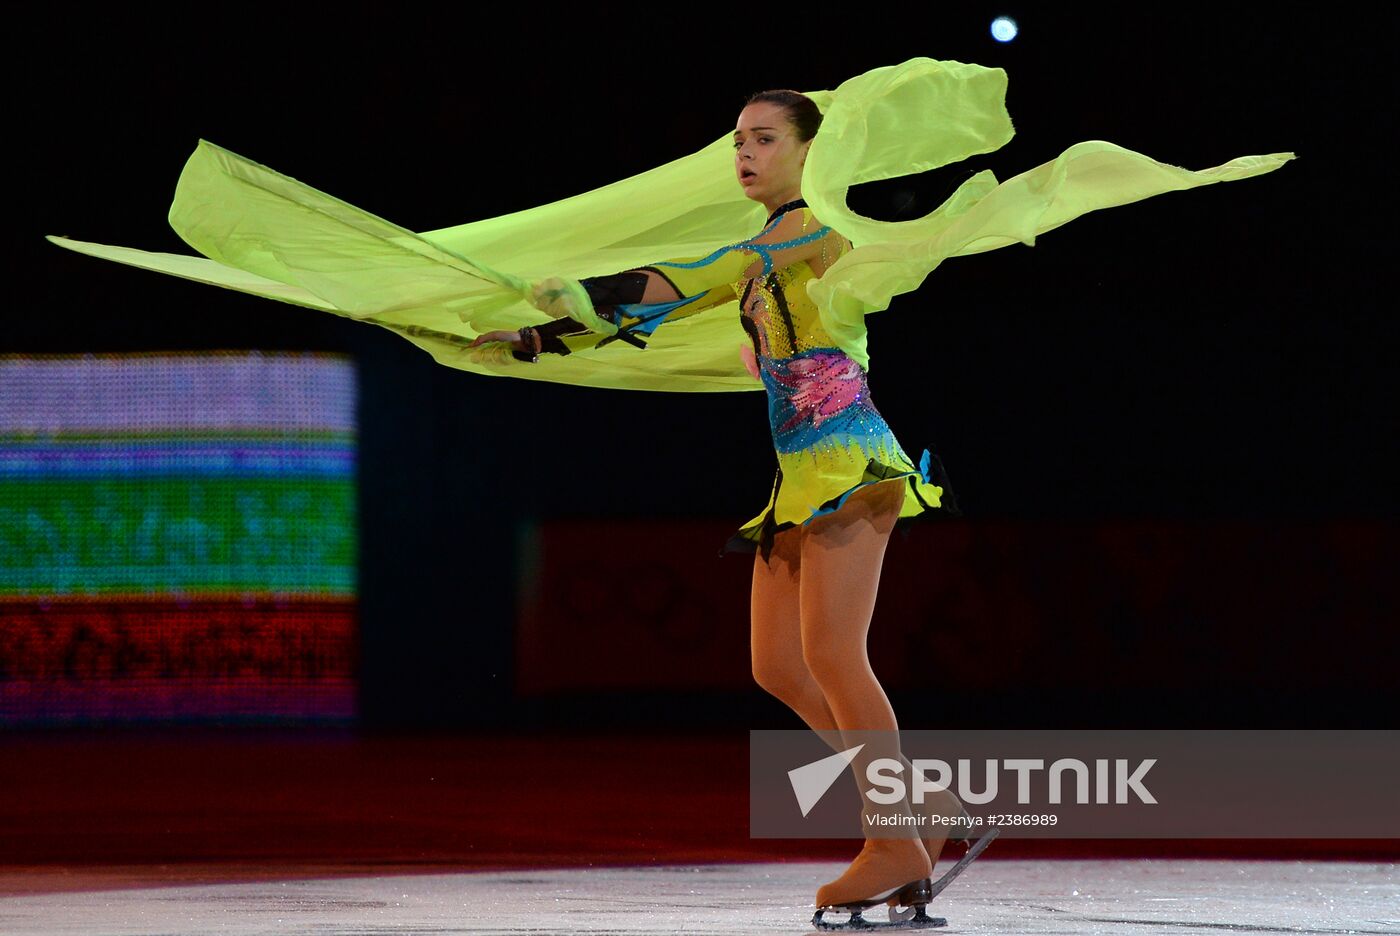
top-left (0, 352), bottom-right (358, 725)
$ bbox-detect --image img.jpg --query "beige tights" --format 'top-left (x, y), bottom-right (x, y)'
top-left (751, 479), bottom-right (945, 848)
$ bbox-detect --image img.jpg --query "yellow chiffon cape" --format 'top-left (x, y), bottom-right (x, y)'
top-left (46, 57), bottom-right (1296, 393)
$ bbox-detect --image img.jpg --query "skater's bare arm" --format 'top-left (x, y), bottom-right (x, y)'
top-left (632, 269), bottom-right (683, 303)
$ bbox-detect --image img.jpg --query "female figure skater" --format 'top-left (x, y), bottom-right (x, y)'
top-left (469, 89), bottom-right (980, 923)
top-left (46, 53), bottom-right (1293, 928)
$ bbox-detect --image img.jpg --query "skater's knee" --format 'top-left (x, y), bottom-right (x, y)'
top-left (802, 641), bottom-right (870, 689)
top-left (751, 656), bottom-right (813, 704)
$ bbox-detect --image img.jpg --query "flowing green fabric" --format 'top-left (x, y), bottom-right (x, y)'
top-left (46, 57), bottom-right (1295, 393)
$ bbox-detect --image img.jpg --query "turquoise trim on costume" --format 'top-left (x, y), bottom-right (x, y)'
top-left (613, 290), bottom-right (715, 338)
top-left (918, 448), bottom-right (934, 486)
top-left (606, 207), bottom-right (832, 342)
top-left (653, 224), bottom-right (833, 278)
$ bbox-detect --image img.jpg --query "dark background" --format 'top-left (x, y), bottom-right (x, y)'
top-left (9, 8), bottom-right (1395, 731)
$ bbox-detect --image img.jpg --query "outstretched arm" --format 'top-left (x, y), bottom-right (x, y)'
top-left (491, 208), bottom-right (846, 362)
top-left (562, 208), bottom-right (846, 351)
top-left (515, 266), bottom-right (737, 361)
top-left (525, 269), bottom-right (685, 354)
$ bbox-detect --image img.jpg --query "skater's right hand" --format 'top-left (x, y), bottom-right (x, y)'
top-left (469, 329), bottom-right (527, 351)
top-left (467, 329), bottom-right (540, 365)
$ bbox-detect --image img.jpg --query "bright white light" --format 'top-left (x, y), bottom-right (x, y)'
top-left (991, 16), bottom-right (1019, 42)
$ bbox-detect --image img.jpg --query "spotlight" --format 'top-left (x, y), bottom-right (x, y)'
top-left (991, 16), bottom-right (1019, 42)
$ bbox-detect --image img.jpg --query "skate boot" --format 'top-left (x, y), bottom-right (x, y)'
top-left (885, 776), bottom-right (988, 913)
top-left (905, 775), bottom-right (1002, 903)
top-left (915, 783), bottom-right (977, 869)
top-left (812, 837), bottom-right (940, 931)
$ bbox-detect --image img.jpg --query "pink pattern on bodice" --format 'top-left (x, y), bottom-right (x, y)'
top-left (767, 352), bottom-right (868, 435)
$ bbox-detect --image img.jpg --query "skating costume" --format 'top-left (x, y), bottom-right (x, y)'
top-left (716, 200), bottom-right (960, 560)
top-left (521, 197), bottom-right (961, 560)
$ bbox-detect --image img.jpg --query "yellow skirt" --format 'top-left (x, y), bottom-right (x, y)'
top-left (719, 349), bottom-right (960, 561)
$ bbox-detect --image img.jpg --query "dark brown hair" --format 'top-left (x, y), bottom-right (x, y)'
top-left (744, 89), bottom-right (823, 143)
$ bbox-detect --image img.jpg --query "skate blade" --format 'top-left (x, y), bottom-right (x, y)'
top-left (813, 879), bottom-right (946, 930)
top-left (926, 825), bottom-right (1000, 901)
top-left (811, 905), bottom-right (947, 930)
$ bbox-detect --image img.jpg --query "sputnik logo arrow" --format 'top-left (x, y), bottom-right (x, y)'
top-left (788, 744), bottom-right (864, 817)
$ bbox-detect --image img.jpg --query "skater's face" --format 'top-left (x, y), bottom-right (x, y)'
top-left (733, 102), bottom-right (811, 204)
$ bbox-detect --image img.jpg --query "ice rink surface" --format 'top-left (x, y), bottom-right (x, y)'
top-left (0, 859), bottom-right (1395, 936)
